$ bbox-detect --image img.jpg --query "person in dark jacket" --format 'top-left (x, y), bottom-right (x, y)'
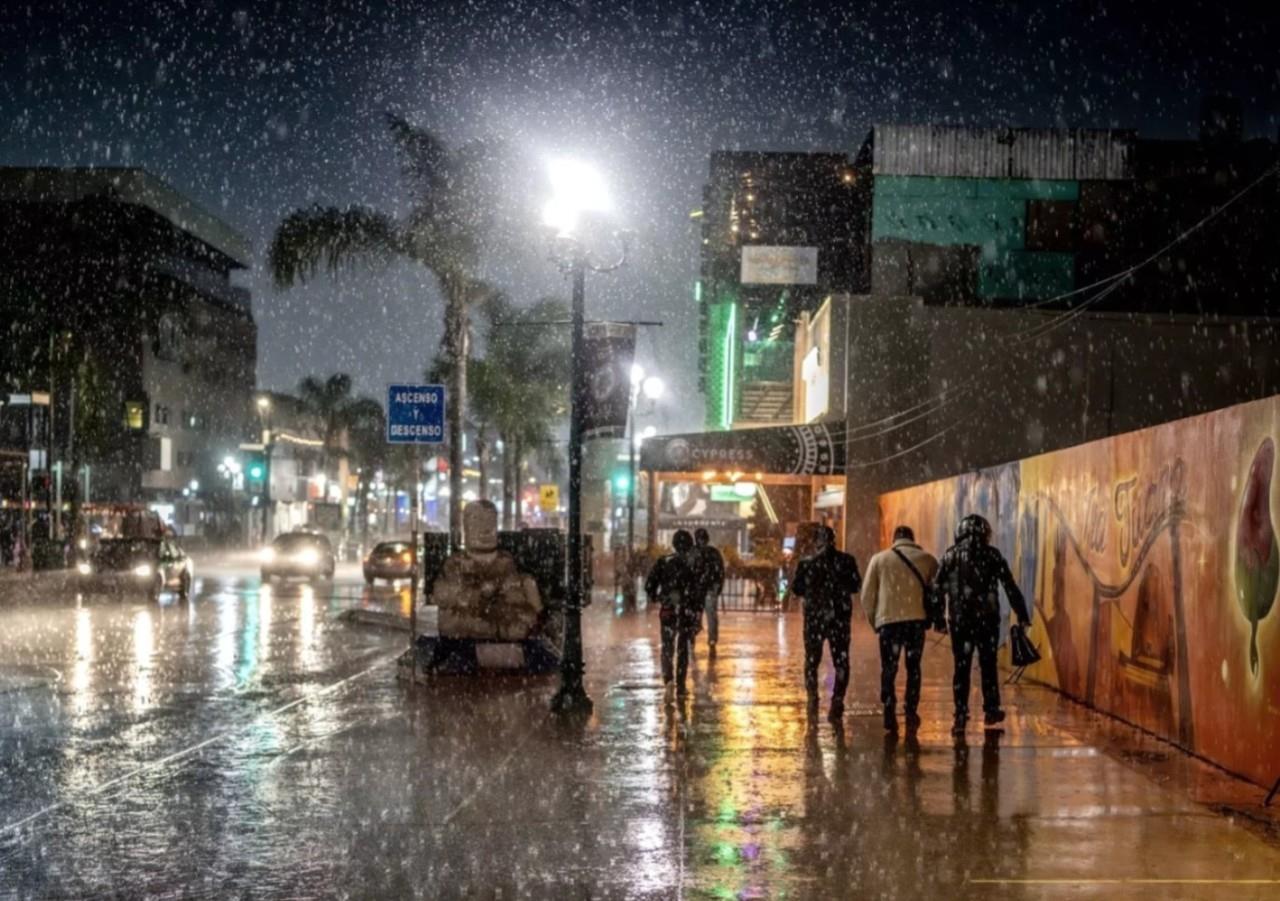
top-left (692, 528), bottom-right (725, 655)
top-left (791, 526), bottom-right (861, 721)
top-left (933, 514), bottom-right (1031, 735)
top-left (645, 529), bottom-right (702, 699)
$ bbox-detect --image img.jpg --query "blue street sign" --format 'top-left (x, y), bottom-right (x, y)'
top-left (386, 383), bottom-right (446, 445)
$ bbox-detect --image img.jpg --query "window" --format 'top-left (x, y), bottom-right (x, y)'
top-left (1025, 200), bottom-right (1078, 252)
top-left (154, 404), bottom-right (170, 426)
top-left (123, 401), bottom-right (145, 431)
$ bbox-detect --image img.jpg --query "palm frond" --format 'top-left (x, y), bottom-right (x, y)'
top-left (385, 113), bottom-right (451, 196)
top-left (268, 205), bottom-right (402, 290)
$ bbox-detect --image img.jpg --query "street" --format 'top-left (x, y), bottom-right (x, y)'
top-left (0, 561), bottom-right (1278, 899)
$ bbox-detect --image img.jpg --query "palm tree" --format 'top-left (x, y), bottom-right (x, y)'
top-left (267, 114), bottom-right (506, 551)
top-left (463, 294), bottom-right (571, 527)
top-left (344, 397), bottom-right (387, 547)
top-left (296, 374), bottom-right (385, 538)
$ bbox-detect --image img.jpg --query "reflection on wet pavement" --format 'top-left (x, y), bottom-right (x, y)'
top-left (1, 566), bottom-right (1279, 898)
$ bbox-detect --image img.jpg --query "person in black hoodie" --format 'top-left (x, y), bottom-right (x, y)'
top-left (933, 514), bottom-right (1031, 735)
top-left (644, 529), bottom-right (702, 699)
top-left (792, 526), bottom-right (861, 721)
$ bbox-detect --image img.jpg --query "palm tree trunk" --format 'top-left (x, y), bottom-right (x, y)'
top-left (501, 438), bottom-right (514, 529)
top-left (444, 276), bottom-right (467, 551)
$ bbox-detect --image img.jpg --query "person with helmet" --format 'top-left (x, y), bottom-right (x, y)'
top-left (692, 528), bottom-right (725, 655)
top-left (645, 529), bottom-right (702, 700)
top-left (933, 513), bottom-right (1031, 735)
top-left (791, 525), bottom-right (862, 721)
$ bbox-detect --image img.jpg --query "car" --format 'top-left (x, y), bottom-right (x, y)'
top-left (363, 540), bottom-right (417, 584)
top-left (260, 532), bottom-right (336, 582)
top-left (76, 538), bottom-right (192, 601)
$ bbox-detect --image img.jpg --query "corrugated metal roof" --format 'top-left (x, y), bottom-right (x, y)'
top-left (872, 125), bottom-right (1134, 181)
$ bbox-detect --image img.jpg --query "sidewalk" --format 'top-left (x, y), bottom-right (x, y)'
top-left (383, 600), bottom-right (1280, 898)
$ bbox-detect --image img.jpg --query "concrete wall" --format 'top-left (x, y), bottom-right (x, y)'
top-left (878, 393), bottom-right (1280, 788)
top-left (837, 294), bottom-right (1280, 567)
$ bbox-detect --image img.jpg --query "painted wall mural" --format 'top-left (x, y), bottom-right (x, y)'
top-left (879, 394), bottom-right (1280, 788)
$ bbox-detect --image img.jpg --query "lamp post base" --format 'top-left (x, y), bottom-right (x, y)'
top-left (549, 682), bottom-right (594, 715)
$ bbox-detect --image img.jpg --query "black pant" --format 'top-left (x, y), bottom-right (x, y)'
top-left (950, 623), bottom-right (1001, 718)
top-left (803, 614), bottom-right (851, 703)
top-left (878, 620), bottom-right (926, 715)
top-left (661, 614), bottom-right (697, 691)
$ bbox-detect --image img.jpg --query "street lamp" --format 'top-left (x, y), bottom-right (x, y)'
top-left (544, 157), bottom-right (624, 716)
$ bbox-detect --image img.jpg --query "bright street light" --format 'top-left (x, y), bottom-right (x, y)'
top-left (642, 375), bottom-right (665, 400)
top-left (256, 396), bottom-right (271, 411)
top-left (542, 158), bottom-right (610, 237)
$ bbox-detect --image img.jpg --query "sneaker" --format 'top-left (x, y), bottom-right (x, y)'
top-left (882, 707), bottom-right (898, 732)
top-left (984, 709), bottom-right (1006, 727)
top-left (951, 715), bottom-right (968, 736)
top-left (828, 700), bottom-right (844, 722)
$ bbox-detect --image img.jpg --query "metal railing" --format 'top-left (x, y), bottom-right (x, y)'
top-left (716, 575), bottom-right (789, 613)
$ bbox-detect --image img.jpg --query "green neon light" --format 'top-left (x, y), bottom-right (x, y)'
top-left (722, 302), bottom-right (736, 429)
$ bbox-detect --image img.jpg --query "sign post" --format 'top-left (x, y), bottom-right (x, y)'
top-left (386, 384), bottom-right (446, 668)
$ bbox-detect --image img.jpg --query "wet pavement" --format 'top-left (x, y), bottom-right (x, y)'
top-left (2, 565), bottom-right (1280, 899)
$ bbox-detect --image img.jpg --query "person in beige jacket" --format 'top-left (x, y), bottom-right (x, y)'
top-left (860, 526), bottom-right (940, 733)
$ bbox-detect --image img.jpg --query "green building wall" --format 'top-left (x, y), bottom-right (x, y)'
top-left (872, 175), bottom-right (1079, 301)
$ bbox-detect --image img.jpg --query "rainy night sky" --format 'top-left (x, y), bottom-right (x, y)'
top-left (3, 0), bottom-right (1278, 432)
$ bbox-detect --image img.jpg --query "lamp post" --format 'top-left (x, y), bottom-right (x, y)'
top-left (256, 395), bottom-right (273, 542)
top-left (625, 368), bottom-right (663, 558)
top-left (543, 159), bottom-right (622, 716)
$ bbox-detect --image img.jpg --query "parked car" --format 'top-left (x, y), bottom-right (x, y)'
top-left (363, 540), bottom-right (417, 584)
top-left (76, 538), bottom-right (192, 601)
top-left (260, 532), bottom-right (336, 582)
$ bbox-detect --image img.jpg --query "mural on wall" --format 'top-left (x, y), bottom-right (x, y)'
top-left (880, 395), bottom-right (1280, 788)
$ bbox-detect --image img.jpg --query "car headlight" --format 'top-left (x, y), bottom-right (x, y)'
top-left (77, 562), bottom-right (92, 575)
top-left (296, 548), bottom-right (319, 566)
top-left (259, 547), bottom-right (276, 563)
top-left (133, 563), bottom-right (153, 578)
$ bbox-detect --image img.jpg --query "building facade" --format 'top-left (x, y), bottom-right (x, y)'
top-left (696, 151), bottom-right (868, 429)
top-left (0, 167), bottom-right (256, 536)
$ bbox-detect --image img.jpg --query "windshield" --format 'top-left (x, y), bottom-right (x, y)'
top-left (92, 540), bottom-right (158, 566)
top-left (272, 533), bottom-right (329, 551)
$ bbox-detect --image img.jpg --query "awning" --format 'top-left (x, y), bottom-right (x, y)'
top-left (640, 423), bottom-right (843, 476)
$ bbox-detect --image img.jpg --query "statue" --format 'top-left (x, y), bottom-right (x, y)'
top-left (432, 500), bottom-right (544, 641)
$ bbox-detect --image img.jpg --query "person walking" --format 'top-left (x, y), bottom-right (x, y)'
top-left (861, 525), bottom-right (939, 734)
top-left (933, 514), bottom-right (1031, 736)
top-left (792, 526), bottom-right (861, 721)
top-left (644, 529), bottom-right (702, 700)
top-left (692, 528), bottom-right (725, 655)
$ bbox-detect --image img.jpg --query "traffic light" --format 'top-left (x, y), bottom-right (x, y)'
top-left (244, 451), bottom-right (267, 485)
top-left (612, 471), bottom-right (631, 495)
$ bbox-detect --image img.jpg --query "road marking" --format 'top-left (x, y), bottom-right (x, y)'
top-left (0, 654), bottom-right (396, 838)
top-left (970, 878), bottom-right (1280, 885)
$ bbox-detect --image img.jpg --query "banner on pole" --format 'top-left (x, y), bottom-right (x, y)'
top-left (581, 322), bottom-right (637, 440)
